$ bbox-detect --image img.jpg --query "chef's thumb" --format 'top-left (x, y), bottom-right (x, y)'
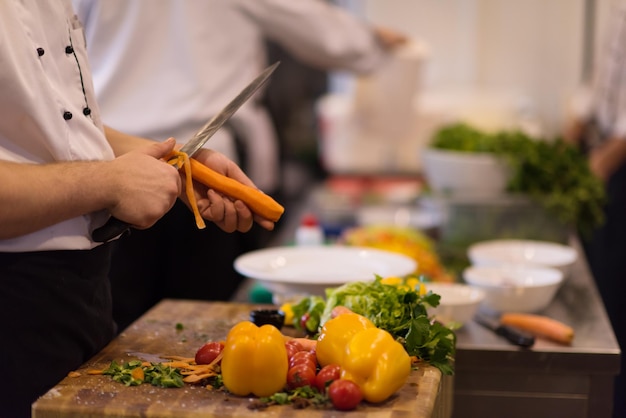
top-left (144, 137), bottom-right (177, 159)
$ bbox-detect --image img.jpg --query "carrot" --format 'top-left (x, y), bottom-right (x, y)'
top-left (500, 313), bottom-right (574, 345)
top-left (284, 336), bottom-right (317, 352)
top-left (131, 367), bottom-right (145, 381)
top-left (189, 158), bottom-right (284, 222)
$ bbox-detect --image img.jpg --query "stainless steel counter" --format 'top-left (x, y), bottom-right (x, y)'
top-left (453, 237), bottom-right (620, 418)
top-left (258, 184), bottom-right (621, 418)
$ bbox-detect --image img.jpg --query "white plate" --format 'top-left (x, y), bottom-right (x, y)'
top-left (234, 245), bottom-right (416, 296)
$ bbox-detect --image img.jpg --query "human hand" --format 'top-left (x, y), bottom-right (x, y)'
top-left (183, 148), bottom-right (276, 233)
top-left (373, 26), bottom-right (408, 50)
top-left (562, 118), bottom-right (585, 145)
top-left (589, 138), bottom-right (626, 182)
top-left (105, 138), bottom-right (181, 229)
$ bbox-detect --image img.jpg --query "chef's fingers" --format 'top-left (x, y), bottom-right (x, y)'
top-left (143, 137), bottom-right (178, 160)
top-left (199, 190), bottom-right (251, 233)
top-left (374, 26), bottom-right (408, 49)
top-left (252, 210), bottom-right (276, 231)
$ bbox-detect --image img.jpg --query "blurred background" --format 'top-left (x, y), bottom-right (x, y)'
top-left (271, 0), bottom-right (605, 198)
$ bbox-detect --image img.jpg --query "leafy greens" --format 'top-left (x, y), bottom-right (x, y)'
top-left (292, 277), bottom-right (456, 375)
top-left (431, 122), bottom-right (606, 236)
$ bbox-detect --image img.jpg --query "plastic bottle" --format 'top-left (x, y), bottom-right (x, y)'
top-left (295, 213), bottom-right (325, 246)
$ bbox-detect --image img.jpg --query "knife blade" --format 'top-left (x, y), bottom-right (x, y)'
top-left (474, 312), bottom-right (535, 348)
top-left (92, 62), bottom-right (280, 243)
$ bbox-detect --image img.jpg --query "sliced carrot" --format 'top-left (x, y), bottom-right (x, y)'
top-left (131, 367), bottom-right (145, 381)
top-left (160, 360), bottom-right (194, 369)
top-left (500, 313), bottom-right (574, 345)
top-left (161, 355), bottom-right (195, 363)
top-left (183, 372), bottom-right (217, 383)
top-left (189, 158), bottom-right (284, 222)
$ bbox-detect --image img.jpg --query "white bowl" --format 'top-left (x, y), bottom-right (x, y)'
top-left (467, 239), bottom-right (578, 276)
top-left (421, 148), bottom-right (511, 197)
top-left (463, 264), bottom-right (564, 313)
top-left (234, 246), bottom-right (416, 298)
top-left (425, 283), bottom-right (485, 327)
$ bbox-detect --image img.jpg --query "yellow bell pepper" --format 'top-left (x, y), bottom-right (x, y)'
top-left (341, 327), bottom-right (412, 403)
top-left (316, 312), bottom-right (374, 367)
top-left (220, 321), bottom-right (288, 397)
top-left (279, 302), bottom-right (294, 325)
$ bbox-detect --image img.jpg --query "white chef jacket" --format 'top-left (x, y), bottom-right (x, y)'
top-left (590, 0), bottom-right (626, 140)
top-left (73, 0), bottom-right (388, 191)
top-left (0, 0), bottom-right (114, 252)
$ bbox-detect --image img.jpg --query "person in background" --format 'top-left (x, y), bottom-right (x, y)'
top-left (73, 0), bottom-right (407, 331)
top-left (0, 1), bottom-right (274, 416)
top-left (564, 1), bottom-right (626, 415)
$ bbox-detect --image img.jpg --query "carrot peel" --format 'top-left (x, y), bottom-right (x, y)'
top-left (167, 151), bottom-right (206, 229)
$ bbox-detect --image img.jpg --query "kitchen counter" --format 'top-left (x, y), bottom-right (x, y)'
top-left (268, 182), bottom-right (621, 418)
top-left (32, 300), bottom-right (451, 418)
top-left (452, 237), bottom-right (620, 418)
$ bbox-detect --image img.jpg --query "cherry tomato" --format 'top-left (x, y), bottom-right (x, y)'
top-left (285, 340), bottom-right (304, 359)
top-left (287, 363), bottom-right (317, 389)
top-left (194, 341), bottom-right (224, 365)
top-left (328, 379), bottom-right (363, 411)
top-left (314, 364), bottom-right (341, 392)
top-left (299, 312), bottom-right (311, 331)
top-left (289, 350), bottom-right (317, 370)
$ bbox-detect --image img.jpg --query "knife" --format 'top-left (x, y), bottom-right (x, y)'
top-left (474, 312), bottom-right (535, 348)
top-left (92, 62), bottom-right (280, 243)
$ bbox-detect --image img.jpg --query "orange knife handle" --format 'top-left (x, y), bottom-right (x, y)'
top-left (189, 158), bottom-right (284, 222)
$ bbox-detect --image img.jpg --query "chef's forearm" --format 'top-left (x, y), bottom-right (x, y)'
top-left (589, 137), bottom-right (626, 181)
top-left (0, 160), bottom-right (114, 239)
top-left (104, 125), bottom-right (155, 156)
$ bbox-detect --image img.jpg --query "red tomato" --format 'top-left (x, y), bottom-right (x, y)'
top-left (299, 312), bottom-right (311, 331)
top-left (314, 364), bottom-right (341, 392)
top-left (287, 363), bottom-right (317, 389)
top-left (328, 379), bottom-right (363, 411)
top-left (289, 350), bottom-right (317, 370)
top-left (194, 341), bottom-right (224, 365)
top-left (285, 340), bottom-right (304, 359)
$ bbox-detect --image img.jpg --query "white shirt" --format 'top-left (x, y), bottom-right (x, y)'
top-left (591, 0), bottom-right (626, 139)
top-left (73, 0), bottom-right (388, 191)
top-left (0, 0), bottom-right (114, 252)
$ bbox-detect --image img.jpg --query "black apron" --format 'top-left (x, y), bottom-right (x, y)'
top-left (0, 243), bottom-right (115, 418)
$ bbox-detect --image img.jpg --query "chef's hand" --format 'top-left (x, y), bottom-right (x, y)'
top-left (107, 138), bottom-right (181, 229)
top-left (374, 26), bottom-right (408, 50)
top-left (182, 147), bottom-right (276, 233)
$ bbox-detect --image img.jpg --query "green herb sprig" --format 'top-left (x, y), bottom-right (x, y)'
top-left (102, 360), bottom-right (184, 388)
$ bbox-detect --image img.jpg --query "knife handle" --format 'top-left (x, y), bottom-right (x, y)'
top-left (496, 325), bottom-right (535, 348)
top-left (92, 217), bottom-right (131, 243)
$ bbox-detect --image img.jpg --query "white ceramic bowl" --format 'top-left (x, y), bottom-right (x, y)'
top-left (425, 283), bottom-right (485, 327)
top-left (467, 239), bottom-right (578, 276)
top-left (421, 148), bottom-right (511, 197)
top-left (234, 246), bottom-right (416, 298)
top-left (463, 264), bottom-right (564, 313)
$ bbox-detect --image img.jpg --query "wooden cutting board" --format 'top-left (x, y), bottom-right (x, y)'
top-left (32, 300), bottom-right (448, 418)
